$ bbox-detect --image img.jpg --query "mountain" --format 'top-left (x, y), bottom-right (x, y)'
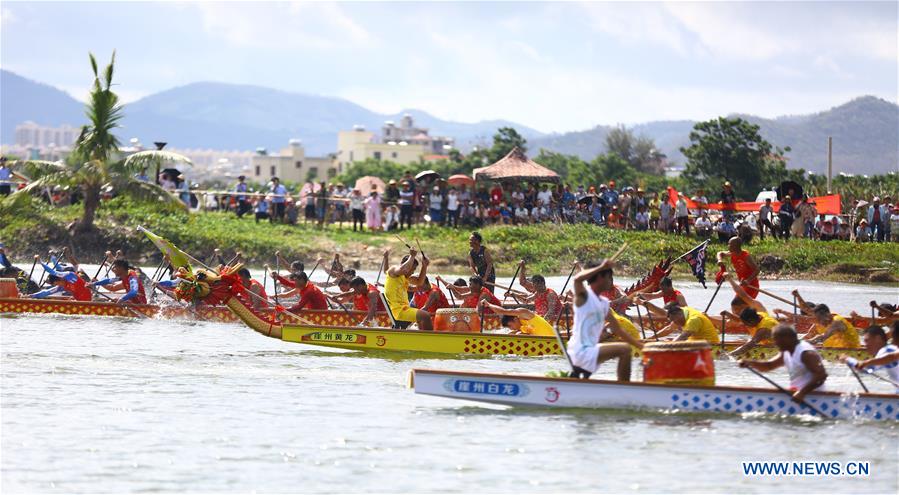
top-left (530, 97), bottom-right (899, 175)
top-left (1, 70), bottom-right (85, 138)
top-left (0, 70), bottom-right (542, 154)
top-left (3, 69), bottom-right (896, 175)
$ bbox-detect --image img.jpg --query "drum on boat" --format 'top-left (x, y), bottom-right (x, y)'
top-left (434, 308), bottom-right (481, 333)
top-left (0, 278), bottom-right (20, 299)
top-left (642, 341), bottom-right (715, 386)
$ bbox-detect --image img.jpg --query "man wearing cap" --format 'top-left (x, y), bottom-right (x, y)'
top-left (720, 181), bottom-right (736, 220)
top-left (867, 196), bottom-right (888, 242)
top-left (270, 177), bottom-right (287, 223)
top-left (234, 175), bottom-right (250, 218)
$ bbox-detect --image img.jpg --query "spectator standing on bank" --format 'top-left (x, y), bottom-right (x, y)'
top-left (270, 177), bottom-right (287, 223)
top-left (758, 198), bottom-right (776, 240)
top-left (777, 195), bottom-right (794, 240)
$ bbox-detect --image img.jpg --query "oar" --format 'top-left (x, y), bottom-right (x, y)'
top-left (719, 313), bottom-right (727, 352)
top-left (501, 261), bottom-right (523, 304)
top-left (226, 251), bottom-right (242, 266)
top-left (439, 276), bottom-right (456, 308)
top-left (552, 261), bottom-right (578, 328)
top-left (273, 256), bottom-right (281, 307)
top-left (262, 264), bottom-right (269, 295)
top-left (858, 367), bottom-right (899, 388)
top-left (645, 304), bottom-right (660, 341)
top-left (26, 256), bottom-right (38, 286)
top-left (703, 280), bottom-right (723, 313)
top-left (756, 286), bottom-right (801, 309)
top-left (93, 251), bottom-right (112, 281)
top-left (307, 259), bottom-right (322, 280)
top-left (374, 255), bottom-right (385, 287)
top-left (846, 362), bottom-right (870, 393)
top-left (37, 250), bottom-right (57, 286)
top-left (870, 304), bottom-right (876, 327)
top-left (725, 352), bottom-right (828, 418)
top-left (635, 303), bottom-right (647, 340)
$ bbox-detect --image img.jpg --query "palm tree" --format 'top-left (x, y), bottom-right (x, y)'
top-left (4, 52), bottom-right (191, 233)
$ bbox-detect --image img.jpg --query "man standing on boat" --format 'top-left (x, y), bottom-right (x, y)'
top-left (568, 260), bottom-right (644, 381)
top-left (716, 237), bottom-right (760, 298)
top-left (740, 324), bottom-right (828, 403)
top-left (385, 248), bottom-right (433, 330)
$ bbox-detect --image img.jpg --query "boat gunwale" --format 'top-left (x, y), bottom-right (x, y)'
top-left (411, 368), bottom-right (899, 400)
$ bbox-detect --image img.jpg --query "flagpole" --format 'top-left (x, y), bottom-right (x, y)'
top-left (672, 239), bottom-right (709, 263)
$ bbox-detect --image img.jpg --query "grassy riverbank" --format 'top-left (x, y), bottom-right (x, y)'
top-left (2, 197), bottom-right (897, 283)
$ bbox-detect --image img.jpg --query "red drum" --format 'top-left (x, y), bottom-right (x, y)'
top-left (434, 308), bottom-right (481, 333)
top-left (642, 341), bottom-right (715, 386)
top-left (0, 278), bottom-right (20, 299)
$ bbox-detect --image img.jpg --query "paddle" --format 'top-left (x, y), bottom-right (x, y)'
top-left (501, 261), bottom-right (523, 304)
top-left (273, 256), bottom-right (281, 307)
top-left (262, 264), bottom-right (269, 295)
top-left (756, 286), bottom-right (801, 309)
top-left (635, 301), bottom-right (647, 340)
top-left (226, 251), bottom-right (242, 266)
top-left (857, 366), bottom-right (899, 388)
top-left (644, 304), bottom-right (660, 341)
top-left (703, 280), bottom-right (723, 314)
top-left (719, 313), bottom-right (727, 352)
top-left (552, 261), bottom-right (579, 329)
top-left (307, 259), bottom-right (322, 280)
top-left (374, 254), bottom-right (385, 287)
top-left (37, 250), bottom-right (57, 287)
top-left (846, 362), bottom-right (870, 393)
top-left (93, 251), bottom-right (112, 281)
top-left (439, 276), bottom-right (456, 308)
top-left (725, 352), bottom-right (829, 418)
top-left (26, 256), bottom-right (38, 286)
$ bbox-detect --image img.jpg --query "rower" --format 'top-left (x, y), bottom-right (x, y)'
top-left (348, 276), bottom-right (385, 326)
top-left (654, 303), bottom-right (720, 344)
top-left (467, 232), bottom-right (496, 293)
top-left (237, 267), bottom-right (269, 310)
top-left (93, 260), bottom-right (147, 304)
top-left (739, 324), bottom-right (828, 403)
top-left (516, 260), bottom-right (562, 320)
top-left (272, 258), bottom-right (305, 288)
top-left (442, 276), bottom-right (501, 313)
top-left (385, 248), bottom-right (433, 330)
top-left (601, 309), bottom-right (642, 351)
top-left (771, 288), bottom-right (817, 321)
top-left (30, 259), bottom-right (92, 302)
top-left (729, 308), bottom-right (777, 357)
top-left (716, 237), bottom-right (759, 298)
top-left (640, 277), bottom-right (687, 307)
top-left (411, 277), bottom-right (450, 315)
top-left (806, 304), bottom-right (860, 348)
top-left (842, 325), bottom-right (899, 393)
top-left (568, 259), bottom-right (644, 381)
top-left (280, 272), bottom-right (328, 311)
top-left (480, 299), bottom-right (554, 336)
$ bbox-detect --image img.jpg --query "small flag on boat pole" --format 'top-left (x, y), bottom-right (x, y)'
top-left (680, 240), bottom-right (709, 288)
top-left (138, 226), bottom-right (193, 275)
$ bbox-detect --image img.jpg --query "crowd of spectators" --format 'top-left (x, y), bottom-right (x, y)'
top-left (201, 171), bottom-right (897, 244)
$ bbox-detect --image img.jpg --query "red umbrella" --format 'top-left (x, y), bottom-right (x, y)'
top-left (448, 174), bottom-right (475, 187)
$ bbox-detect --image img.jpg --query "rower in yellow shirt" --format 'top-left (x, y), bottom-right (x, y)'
top-left (730, 307), bottom-right (777, 357)
top-left (602, 309), bottom-right (643, 352)
top-left (481, 300), bottom-right (554, 336)
top-left (808, 304), bottom-right (859, 348)
top-left (653, 304), bottom-right (720, 344)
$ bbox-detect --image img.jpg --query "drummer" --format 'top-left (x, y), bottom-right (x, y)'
top-left (740, 324), bottom-right (828, 403)
top-left (384, 248), bottom-right (433, 330)
top-left (653, 303), bottom-right (720, 344)
top-left (479, 299), bottom-right (555, 336)
top-left (568, 259), bottom-right (644, 381)
top-left (411, 276), bottom-right (450, 315)
top-left (515, 260), bottom-right (562, 321)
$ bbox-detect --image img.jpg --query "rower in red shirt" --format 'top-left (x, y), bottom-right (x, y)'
top-left (639, 277), bottom-right (687, 307)
top-left (516, 260), bottom-right (562, 321)
top-left (412, 277), bottom-right (450, 315)
top-left (237, 267), bottom-right (269, 310)
top-left (717, 237), bottom-right (760, 298)
top-left (280, 272), bottom-right (328, 311)
top-left (346, 276), bottom-right (385, 326)
top-left (94, 259), bottom-right (147, 304)
top-left (443, 276), bottom-right (501, 313)
top-left (31, 258), bottom-right (92, 301)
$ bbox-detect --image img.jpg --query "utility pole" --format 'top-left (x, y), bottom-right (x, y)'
top-left (826, 136), bottom-right (832, 194)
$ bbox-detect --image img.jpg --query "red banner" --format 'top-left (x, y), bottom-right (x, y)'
top-left (667, 188), bottom-right (842, 215)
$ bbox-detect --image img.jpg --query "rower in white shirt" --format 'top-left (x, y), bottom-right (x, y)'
top-left (842, 325), bottom-right (899, 393)
top-left (567, 259), bottom-right (644, 380)
top-left (739, 324), bottom-right (828, 403)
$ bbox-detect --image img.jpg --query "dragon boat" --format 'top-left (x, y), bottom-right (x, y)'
top-left (410, 369), bottom-right (898, 421)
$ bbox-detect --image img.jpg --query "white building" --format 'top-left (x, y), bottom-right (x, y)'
top-left (14, 121), bottom-right (80, 149)
top-left (250, 139), bottom-right (337, 184)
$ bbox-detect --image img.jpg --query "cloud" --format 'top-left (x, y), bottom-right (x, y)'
top-left (581, 2), bottom-right (692, 56)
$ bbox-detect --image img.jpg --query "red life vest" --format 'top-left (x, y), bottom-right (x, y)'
top-left (662, 289), bottom-right (684, 305)
top-left (65, 276), bottom-right (93, 302)
top-left (125, 270), bottom-right (147, 304)
top-left (534, 289), bottom-right (560, 319)
top-left (730, 250), bottom-right (759, 297)
top-left (354, 284), bottom-right (385, 312)
top-left (413, 288), bottom-right (450, 314)
top-left (295, 282), bottom-right (328, 310)
top-left (249, 279), bottom-right (269, 307)
top-left (462, 288), bottom-right (500, 312)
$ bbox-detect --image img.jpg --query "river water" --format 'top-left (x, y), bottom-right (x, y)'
top-left (2, 271), bottom-right (898, 493)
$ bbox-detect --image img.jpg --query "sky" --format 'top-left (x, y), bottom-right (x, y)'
top-left (1, 1), bottom-right (896, 133)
